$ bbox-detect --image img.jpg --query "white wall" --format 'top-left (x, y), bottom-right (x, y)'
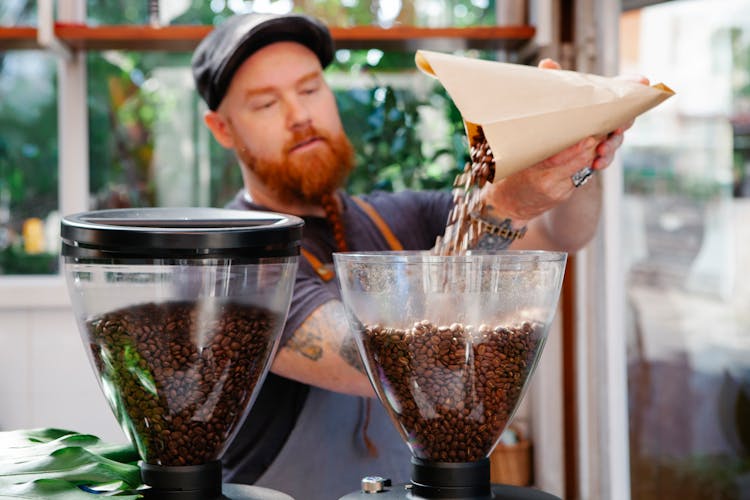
top-left (0, 278), bottom-right (124, 442)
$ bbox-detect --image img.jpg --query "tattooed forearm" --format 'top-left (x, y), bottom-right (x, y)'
top-left (286, 330), bottom-right (323, 361)
top-left (287, 303), bottom-right (330, 361)
top-left (339, 335), bottom-right (366, 374)
top-left (326, 300), bottom-right (366, 373)
top-left (289, 300), bottom-right (365, 373)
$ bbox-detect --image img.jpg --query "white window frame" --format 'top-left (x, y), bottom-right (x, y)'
top-left (572, 0), bottom-right (631, 498)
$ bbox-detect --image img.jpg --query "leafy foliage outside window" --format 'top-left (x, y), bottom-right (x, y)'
top-left (0, 50), bottom-right (58, 274)
top-left (84, 0), bottom-right (496, 28)
top-left (85, 49), bottom-right (469, 208)
top-left (339, 79), bottom-right (467, 195)
top-left (0, 0), bottom-right (490, 275)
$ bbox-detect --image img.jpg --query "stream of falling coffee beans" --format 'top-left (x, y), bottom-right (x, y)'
top-left (432, 126), bottom-right (495, 256)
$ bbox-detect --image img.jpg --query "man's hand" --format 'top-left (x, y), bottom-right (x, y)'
top-left (478, 59), bottom-right (649, 252)
top-left (481, 133), bottom-right (603, 225)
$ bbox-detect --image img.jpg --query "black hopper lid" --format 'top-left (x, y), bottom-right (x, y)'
top-left (61, 207), bottom-right (303, 259)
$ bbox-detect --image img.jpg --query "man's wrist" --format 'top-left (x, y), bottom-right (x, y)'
top-left (470, 212), bottom-right (528, 250)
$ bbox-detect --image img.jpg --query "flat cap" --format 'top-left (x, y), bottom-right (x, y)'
top-left (192, 13), bottom-right (334, 110)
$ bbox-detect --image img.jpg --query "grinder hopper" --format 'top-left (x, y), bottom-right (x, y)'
top-left (61, 208), bottom-right (302, 500)
top-left (334, 251), bottom-right (566, 500)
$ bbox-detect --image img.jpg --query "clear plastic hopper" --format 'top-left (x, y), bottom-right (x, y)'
top-left (62, 208), bottom-right (302, 500)
top-left (335, 251), bottom-right (567, 500)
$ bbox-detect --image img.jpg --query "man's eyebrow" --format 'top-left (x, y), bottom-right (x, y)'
top-left (243, 85), bottom-right (276, 100)
top-left (296, 71), bottom-right (323, 86)
top-left (242, 70), bottom-right (323, 100)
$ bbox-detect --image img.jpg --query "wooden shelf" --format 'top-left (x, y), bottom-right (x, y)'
top-left (1, 23), bottom-right (534, 52)
top-left (332, 25), bottom-right (535, 51)
top-left (0, 26), bottom-right (38, 50)
top-left (56, 24), bottom-right (212, 51)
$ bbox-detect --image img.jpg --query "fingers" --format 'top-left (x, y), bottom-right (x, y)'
top-left (592, 131), bottom-right (624, 170)
top-left (538, 58), bottom-right (562, 70)
top-left (545, 129), bottom-right (626, 176)
top-left (596, 131), bottom-right (623, 157)
top-left (531, 64), bottom-right (641, 178)
top-left (544, 137), bottom-right (597, 167)
top-left (614, 119), bottom-right (635, 134)
top-left (615, 73), bottom-right (650, 86)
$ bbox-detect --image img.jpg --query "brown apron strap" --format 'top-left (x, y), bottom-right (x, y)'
top-left (300, 247), bottom-right (335, 282)
top-left (351, 196), bottom-right (404, 251)
top-left (301, 196), bottom-right (403, 281)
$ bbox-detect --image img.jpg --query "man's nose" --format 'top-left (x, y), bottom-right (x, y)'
top-left (285, 95), bottom-right (312, 129)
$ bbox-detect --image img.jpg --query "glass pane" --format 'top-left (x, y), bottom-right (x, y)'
top-left (0, 50), bottom-right (59, 275)
top-left (86, 48), bottom-right (476, 208)
top-left (84, 0), bottom-right (500, 209)
top-left (87, 51), bottom-right (221, 209)
top-left (85, 0), bottom-right (496, 28)
top-left (620, 1), bottom-right (750, 498)
top-left (332, 47), bottom-right (495, 194)
top-left (0, 0), bottom-right (35, 27)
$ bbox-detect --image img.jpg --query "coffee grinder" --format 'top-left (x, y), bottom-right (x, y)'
top-left (61, 207), bottom-right (302, 500)
top-left (334, 251), bottom-right (567, 500)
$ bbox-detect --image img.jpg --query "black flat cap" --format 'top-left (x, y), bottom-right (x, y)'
top-left (192, 13), bottom-right (334, 110)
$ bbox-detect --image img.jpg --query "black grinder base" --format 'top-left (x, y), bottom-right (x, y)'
top-left (339, 458), bottom-right (561, 500)
top-left (140, 461), bottom-right (292, 500)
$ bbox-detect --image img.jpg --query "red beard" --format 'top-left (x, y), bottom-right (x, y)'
top-left (235, 124), bottom-right (354, 206)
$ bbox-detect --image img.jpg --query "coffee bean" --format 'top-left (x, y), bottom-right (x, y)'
top-left (85, 300), bottom-right (278, 466)
top-left (434, 127), bottom-right (496, 256)
top-left (360, 320), bottom-right (540, 462)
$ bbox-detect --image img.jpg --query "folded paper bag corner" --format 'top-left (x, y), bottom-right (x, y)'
top-left (652, 82), bottom-right (676, 94)
top-left (415, 49), bottom-right (675, 178)
top-left (415, 51), bottom-right (435, 77)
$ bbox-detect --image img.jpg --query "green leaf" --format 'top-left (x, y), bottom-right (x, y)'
top-left (0, 430), bottom-right (138, 465)
top-left (0, 479), bottom-right (141, 499)
top-left (0, 429), bottom-right (142, 499)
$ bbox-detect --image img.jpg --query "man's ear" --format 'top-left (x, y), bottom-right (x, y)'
top-left (204, 110), bottom-right (235, 149)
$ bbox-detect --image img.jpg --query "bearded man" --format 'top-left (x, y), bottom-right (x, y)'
top-left (192, 12), bottom-right (638, 500)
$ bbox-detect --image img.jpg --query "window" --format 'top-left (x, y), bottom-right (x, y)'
top-left (620, 1), bottom-right (750, 497)
top-left (1, 0), bottom-right (505, 275)
top-left (0, 49), bottom-right (58, 274)
top-left (1, 2), bottom-right (59, 274)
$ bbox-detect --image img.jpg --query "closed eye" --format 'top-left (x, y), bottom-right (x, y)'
top-left (250, 98), bottom-right (277, 111)
top-left (298, 74), bottom-right (323, 96)
top-left (300, 83), bottom-right (320, 96)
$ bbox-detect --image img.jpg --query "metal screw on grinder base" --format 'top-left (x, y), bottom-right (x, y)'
top-left (361, 476), bottom-right (392, 493)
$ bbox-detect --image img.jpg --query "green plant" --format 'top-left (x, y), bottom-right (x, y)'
top-left (0, 428), bottom-right (141, 498)
top-left (0, 245), bottom-right (57, 275)
top-left (337, 77), bottom-right (468, 195)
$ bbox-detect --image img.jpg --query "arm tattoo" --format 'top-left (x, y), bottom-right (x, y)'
top-left (287, 300), bottom-right (366, 374)
top-left (470, 217), bottom-right (527, 251)
top-left (339, 334), bottom-right (366, 374)
top-left (327, 300), bottom-right (366, 374)
top-left (286, 328), bottom-right (324, 361)
top-left (473, 231), bottom-right (515, 251)
top-left (287, 301), bottom-right (332, 361)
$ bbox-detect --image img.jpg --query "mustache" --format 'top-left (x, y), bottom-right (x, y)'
top-left (285, 125), bottom-right (328, 152)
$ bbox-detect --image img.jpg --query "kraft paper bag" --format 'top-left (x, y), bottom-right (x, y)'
top-left (416, 49), bottom-right (675, 179)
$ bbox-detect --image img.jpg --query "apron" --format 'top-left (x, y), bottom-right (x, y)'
top-left (254, 197), bottom-right (411, 499)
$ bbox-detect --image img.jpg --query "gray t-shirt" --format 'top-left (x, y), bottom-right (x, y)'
top-left (222, 189), bottom-right (453, 499)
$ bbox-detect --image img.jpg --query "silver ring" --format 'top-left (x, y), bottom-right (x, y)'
top-left (571, 166), bottom-right (594, 188)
